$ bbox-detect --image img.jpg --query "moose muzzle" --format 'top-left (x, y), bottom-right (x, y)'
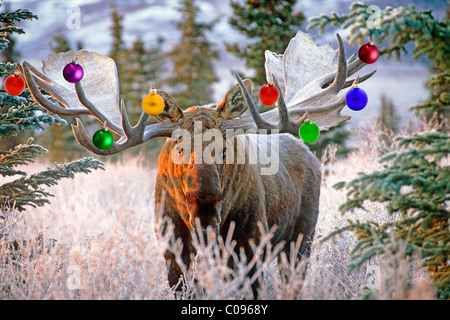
top-left (185, 164), bottom-right (222, 239)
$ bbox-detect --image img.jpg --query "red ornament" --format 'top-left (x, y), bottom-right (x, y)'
top-left (258, 84), bottom-right (280, 106)
top-left (4, 74), bottom-right (25, 96)
top-left (358, 43), bottom-right (379, 64)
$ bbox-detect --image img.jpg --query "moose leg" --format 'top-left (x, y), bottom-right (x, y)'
top-left (164, 249), bottom-right (189, 291)
top-left (240, 244), bottom-right (263, 300)
top-left (249, 262), bottom-right (262, 300)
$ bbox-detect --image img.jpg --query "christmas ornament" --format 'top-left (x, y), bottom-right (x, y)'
top-left (299, 119), bottom-right (320, 143)
top-left (142, 83), bottom-right (164, 116)
top-left (93, 124), bottom-right (113, 150)
top-left (258, 83), bottom-right (279, 106)
top-left (63, 60), bottom-right (84, 83)
top-left (358, 41), bottom-right (379, 64)
top-left (4, 74), bottom-right (25, 96)
top-left (345, 87), bottom-right (368, 111)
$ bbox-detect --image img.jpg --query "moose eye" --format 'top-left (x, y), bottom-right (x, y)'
top-left (220, 147), bottom-right (227, 163)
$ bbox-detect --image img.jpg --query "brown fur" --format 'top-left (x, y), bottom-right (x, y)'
top-left (155, 80), bottom-right (321, 298)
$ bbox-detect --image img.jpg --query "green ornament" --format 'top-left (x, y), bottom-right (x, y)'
top-left (93, 128), bottom-right (113, 150)
top-left (299, 119), bottom-right (320, 143)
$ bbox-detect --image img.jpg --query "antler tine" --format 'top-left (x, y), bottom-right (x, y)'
top-left (271, 74), bottom-right (306, 135)
top-left (71, 118), bottom-right (122, 155)
top-left (70, 103), bottom-right (179, 156)
top-left (271, 74), bottom-right (289, 127)
top-left (233, 70), bottom-right (276, 131)
top-left (74, 81), bottom-right (123, 135)
top-left (22, 56), bottom-right (180, 156)
top-left (322, 51), bottom-right (365, 88)
top-left (321, 51), bottom-right (369, 89)
top-left (21, 61), bottom-right (56, 85)
top-left (119, 99), bottom-right (133, 142)
top-left (343, 70), bottom-right (376, 89)
top-left (327, 33), bottom-right (347, 93)
top-left (22, 62), bottom-right (90, 116)
top-left (228, 71), bottom-right (307, 137)
top-left (347, 51), bottom-right (358, 64)
top-left (118, 100), bottom-right (150, 143)
top-left (226, 32), bottom-right (375, 136)
top-left (347, 58), bottom-right (366, 77)
top-left (296, 33), bottom-right (348, 106)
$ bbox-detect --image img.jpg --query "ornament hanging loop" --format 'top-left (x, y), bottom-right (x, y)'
top-left (102, 120), bottom-right (108, 131)
top-left (13, 62), bottom-right (21, 76)
top-left (149, 81), bottom-right (157, 94)
top-left (349, 75), bottom-right (360, 90)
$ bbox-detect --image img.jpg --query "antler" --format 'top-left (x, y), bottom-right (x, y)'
top-left (20, 50), bottom-right (179, 155)
top-left (222, 33), bottom-right (376, 135)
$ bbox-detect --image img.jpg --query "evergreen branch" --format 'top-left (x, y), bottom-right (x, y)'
top-left (0, 137), bottom-right (47, 177)
top-left (0, 101), bottom-right (67, 137)
top-left (0, 157), bottom-right (105, 211)
top-left (307, 3), bottom-right (449, 69)
top-left (307, 3), bottom-right (449, 118)
top-left (0, 9), bottom-right (38, 25)
top-left (0, 8), bottom-right (38, 50)
top-left (331, 132), bottom-right (449, 298)
top-left (0, 62), bottom-right (17, 77)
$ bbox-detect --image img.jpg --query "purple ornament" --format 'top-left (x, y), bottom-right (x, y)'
top-left (345, 87), bottom-right (368, 111)
top-left (63, 61), bottom-right (84, 83)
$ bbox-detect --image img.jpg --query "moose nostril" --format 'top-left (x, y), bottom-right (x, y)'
top-left (186, 191), bottom-right (221, 203)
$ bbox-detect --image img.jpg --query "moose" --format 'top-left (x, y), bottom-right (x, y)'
top-left (20, 31), bottom-right (375, 298)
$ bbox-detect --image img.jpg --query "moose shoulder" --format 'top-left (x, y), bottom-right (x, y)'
top-left (21, 31), bottom-right (375, 298)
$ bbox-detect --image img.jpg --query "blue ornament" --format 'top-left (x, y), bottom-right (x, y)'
top-left (345, 87), bottom-right (368, 111)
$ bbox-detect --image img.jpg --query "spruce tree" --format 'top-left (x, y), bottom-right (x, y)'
top-left (108, 5), bottom-right (164, 120)
top-left (108, 2), bottom-right (128, 107)
top-left (308, 3), bottom-right (449, 299)
top-left (227, 0), bottom-right (305, 86)
top-left (50, 33), bottom-right (71, 54)
top-left (108, 1), bottom-right (125, 65)
top-left (0, 6), bottom-right (104, 221)
top-left (377, 95), bottom-right (399, 149)
top-left (121, 36), bottom-right (164, 122)
top-left (166, 0), bottom-right (219, 108)
top-left (0, 7), bottom-right (21, 152)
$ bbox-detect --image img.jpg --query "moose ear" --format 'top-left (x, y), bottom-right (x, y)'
top-left (154, 90), bottom-right (184, 123)
top-left (216, 79), bottom-right (252, 120)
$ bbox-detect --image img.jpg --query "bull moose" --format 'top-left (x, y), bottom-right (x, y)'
top-left (20, 31), bottom-right (375, 298)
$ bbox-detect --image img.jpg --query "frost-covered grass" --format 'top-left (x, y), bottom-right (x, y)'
top-left (0, 122), bottom-right (437, 300)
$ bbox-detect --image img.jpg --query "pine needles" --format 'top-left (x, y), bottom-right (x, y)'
top-left (331, 132), bottom-right (449, 298)
top-left (0, 138), bottom-right (105, 211)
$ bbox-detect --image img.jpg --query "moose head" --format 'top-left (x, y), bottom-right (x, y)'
top-left (20, 32), bottom-right (375, 297)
